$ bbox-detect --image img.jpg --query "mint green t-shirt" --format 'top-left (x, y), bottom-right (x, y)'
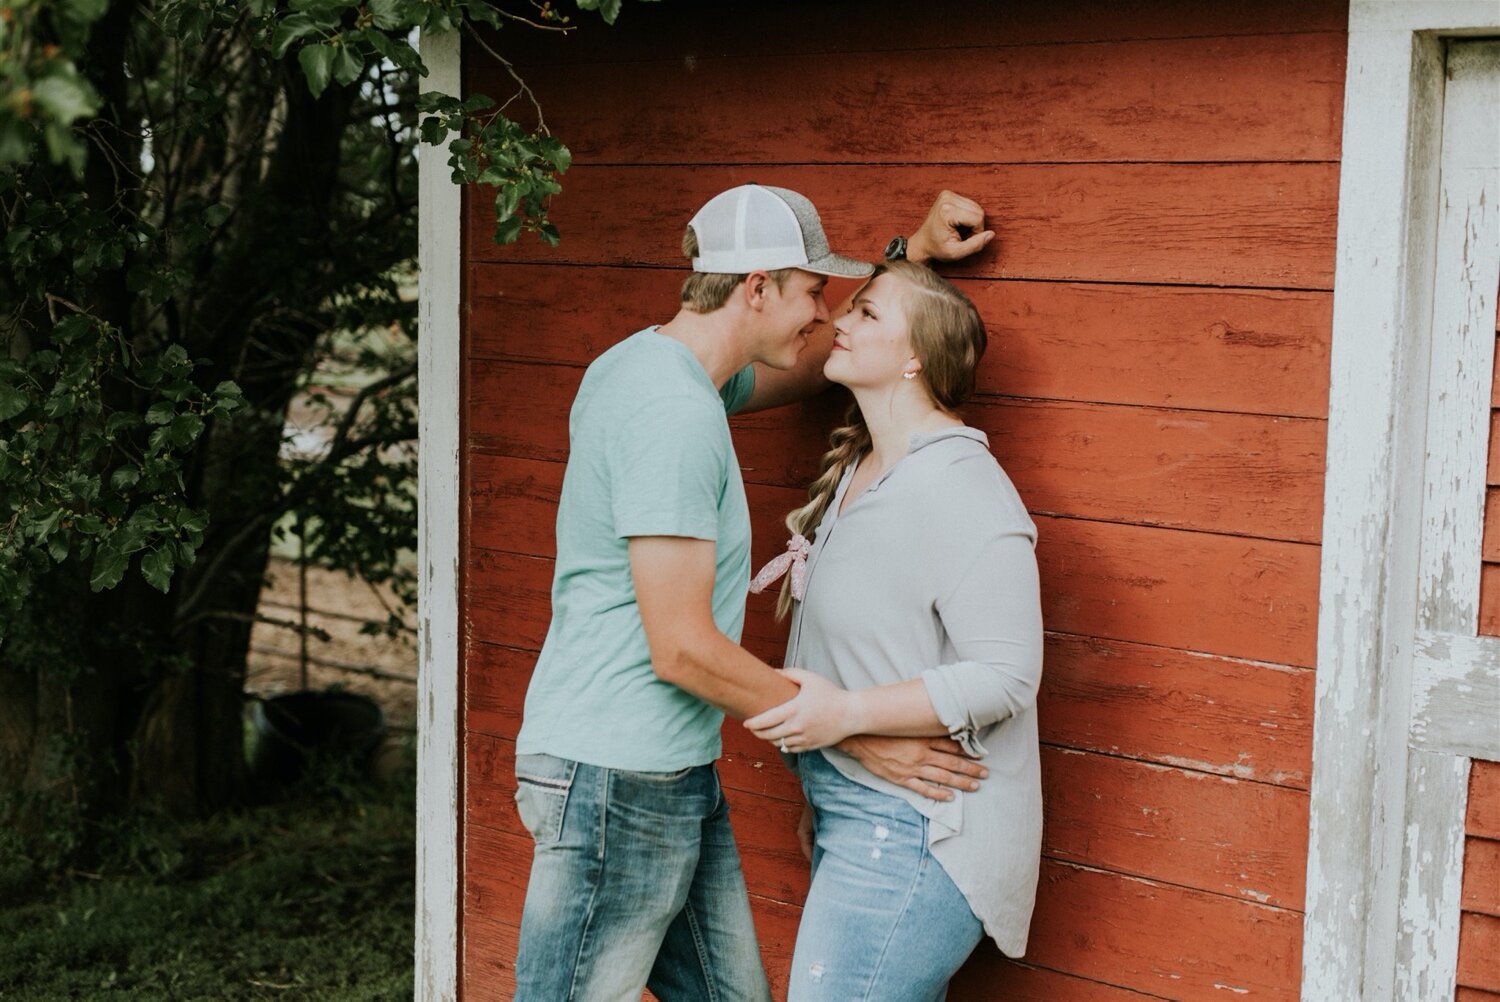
top-left (514, 328), bottom-right (755, 771)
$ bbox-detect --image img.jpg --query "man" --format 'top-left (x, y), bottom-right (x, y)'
top-left (511, 184), bottom-right (994, 1001)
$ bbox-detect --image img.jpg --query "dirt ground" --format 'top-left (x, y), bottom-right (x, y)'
top-left (245, 556), bottom-right (418, 729)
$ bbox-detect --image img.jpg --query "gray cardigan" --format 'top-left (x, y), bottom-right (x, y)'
top-left (785, 426), bottom-right (1044, 957)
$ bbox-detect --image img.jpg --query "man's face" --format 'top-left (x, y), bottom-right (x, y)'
top-left (757, 269), bottom-right (829, 369)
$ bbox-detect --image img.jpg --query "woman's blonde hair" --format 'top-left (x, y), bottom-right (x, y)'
top-left (773, 260), bottom-right (987, 618)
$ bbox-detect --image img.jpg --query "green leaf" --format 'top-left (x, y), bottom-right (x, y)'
top-left (140, 547), bottom-right (174, 593)
top-left (110, 467), bottom-right (140, 491)
top-left (32, 509), bottom-right (63, 542)
top-left (368, 0), bottom-right (405, 29)
top-left (89, 548), bottom-right (128, 591)
top-left (145, 401), bottom-right (176, 425)
top-left (204, 204), bottom-right (231, 227)
top-left (164, 413), bottom-right (205, 448)
top-left (541, 137), bottom-right (572, 173)
top-left (333, 44), bottom-right (363, 86)
top-left (31, 75), bottom-right (97, 125)
top-left (271, 13), bottom-right (320, 57)
top-left (59, 0), bottom-right (111, 22)
top-left (0, 382), bottom-right (27, 422)
top-left (493, 215), bottom-right (523, 245)
top-left (538, 222), bottom-right (561, 247)
top-left (299, 43), bottom-right (336, 97)
top-left (576, 0), bottom-right (623, 24)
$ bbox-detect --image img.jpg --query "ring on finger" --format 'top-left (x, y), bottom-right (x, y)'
top-left (779, 737), bottom-right (789, 754)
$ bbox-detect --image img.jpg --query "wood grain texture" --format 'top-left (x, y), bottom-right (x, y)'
top-left (461, 804), bottom-right (1305, 1001)
top-left (1459, 911), bottom-right (1500, 989)
top-left (1473, 761), bottom-right (1500, 839)
top-left (467, 369), bottom-right (1329, 541)
top-left (502, 33), bottom-right (1345, 166)
top-left (1035, 515), bottom-right (1319, 668)
top-left (1458, 988), bottom-right (1500, 1002)
top-left (466, 727), bottom-right (1310, 911)
top-left (468, 264), bottom-right (1335, 418)
top-left (1464, 837), bottom-right (1500, 918)
top-left (978, 398), bottom-right (1326, 543)
top-left (478, 0), bottom-right (1347, 68)
top-left (1482, 562), bottom-right (1500, 637)
top-left (1038, 633), bottom-right (1313, 789)
top-left (453, 2), bottom-right (1351, 995)
top-left (469, 164), bottom-right (1340, 290)
top-left (462, 514), bottom-right (1321, 675)
top-left (1040, 747), bottom-right (1309, 909)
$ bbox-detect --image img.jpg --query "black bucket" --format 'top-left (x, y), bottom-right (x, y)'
top-left (250, 690), bottom-right (386, 785)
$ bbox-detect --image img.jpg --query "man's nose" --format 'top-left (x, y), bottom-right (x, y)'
top-left (814, 295), bottom-right (830, 323)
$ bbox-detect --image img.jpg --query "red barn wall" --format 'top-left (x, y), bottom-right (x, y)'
top-left (457, 2), bottom-right (1347, 998)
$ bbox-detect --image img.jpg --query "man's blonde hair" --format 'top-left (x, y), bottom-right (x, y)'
top-left (680, 226), bottom-right (796, 313)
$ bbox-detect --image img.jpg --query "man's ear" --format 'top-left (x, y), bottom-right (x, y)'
top-left (743, 270), bottom-right (771, 309)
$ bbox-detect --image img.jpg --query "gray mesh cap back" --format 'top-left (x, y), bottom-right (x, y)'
top-left (687, 184), bottom-right (873, 279)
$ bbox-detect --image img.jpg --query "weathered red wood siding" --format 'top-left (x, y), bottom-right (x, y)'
top-left (1460, 761), bottom-right (1500, 995)
top-left (1465, 290), bottom-right (1500, 996)
top-left (458, 2), bottom-right (1346, 997)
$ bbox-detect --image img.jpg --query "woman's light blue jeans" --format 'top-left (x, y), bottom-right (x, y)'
top-left (790, 751), bottom-right (984, 1002)
top-left (511, 752), bottom-right (771, 1002)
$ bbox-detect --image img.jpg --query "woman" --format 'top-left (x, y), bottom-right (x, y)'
top-left (745, 260), bottom-right (1043, 1001)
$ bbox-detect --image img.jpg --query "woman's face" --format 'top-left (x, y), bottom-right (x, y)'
top-left (824, 273), bottom-right (916, 390)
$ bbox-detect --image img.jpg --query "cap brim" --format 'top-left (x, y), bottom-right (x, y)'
top-left (800, 253), bottom-right (875, 279)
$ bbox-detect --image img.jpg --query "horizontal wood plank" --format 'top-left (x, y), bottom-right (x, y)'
top-left (1038, 633), bottom-right (1313, 788)
top-left (1459, 911), bottom-right (1500, 990)
top-left (464, 511), bottom-right (1320, 672)
top-left (979, 398), bottom-right (1326, 543)
top-left (1473, 761), bottom-right (1500, 839)
top-left (469, 164), bottom-right (1340, 290)
top-left (461, 810), bottom-right (1303, 1001)
top-left (467, 368), bottom-right (1329, 541)
top-left (465, 730), bottom-right (1308, 918)
top-left (1035, 515), bottom-right (1319, 668)
top-left (468, 265), bottom-right (1335, 418)
top-left (1464, 837), bottom-right (1500, 918)
top-left (1459, 988), bottom-right (1500, 1002)
top-left (503, 33), bottom-right (1344, 166)
top-left (466, 633), bottom-right (1314, 831)
top-left (477, 0), bottom-right (1346, 68)
top-left (1040, 747), bottom-right (1309, 909)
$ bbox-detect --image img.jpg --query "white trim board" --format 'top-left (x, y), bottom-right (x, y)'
top-left (415, 27), bottom-right (462, 1002)
top-left (1307, 7), bottom-right (1500, 1001)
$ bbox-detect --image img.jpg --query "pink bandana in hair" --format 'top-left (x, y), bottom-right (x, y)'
top-left (749, 534), bottom-right (811, 601)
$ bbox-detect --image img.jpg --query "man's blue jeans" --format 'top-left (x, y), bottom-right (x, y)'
top-left (511, 752), bottom-right (772, 1002)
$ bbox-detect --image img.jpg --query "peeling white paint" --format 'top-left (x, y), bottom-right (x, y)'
top-left (1306, 12), bottom-right (1499, 1002)
top-left (415, 28), bottom-right (462, 1002)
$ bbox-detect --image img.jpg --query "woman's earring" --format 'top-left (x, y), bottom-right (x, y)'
top-left (902, 370), bottom-right (917, 380)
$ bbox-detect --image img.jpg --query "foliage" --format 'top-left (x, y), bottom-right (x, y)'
top-left (0, 747), bottom-right (417, 999)
top-left (0, 0), bottom-right (656, 825)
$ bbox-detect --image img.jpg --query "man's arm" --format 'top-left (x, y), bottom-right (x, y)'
top-left (630, 536), bottom-right (798, 718)
top-left (736, 190), bottom-right (996, 414)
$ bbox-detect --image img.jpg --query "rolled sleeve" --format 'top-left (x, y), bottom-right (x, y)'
top-left (921, 530), bottom-right (1043, 755)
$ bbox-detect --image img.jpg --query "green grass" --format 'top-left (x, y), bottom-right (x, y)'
top-left (0, 759), bottom-right (415, 1000)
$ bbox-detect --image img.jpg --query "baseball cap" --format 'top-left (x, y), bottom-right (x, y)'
top-left (687, 184), bottom-right (874, 279)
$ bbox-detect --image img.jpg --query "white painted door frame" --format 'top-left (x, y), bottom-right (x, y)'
top-left (1306, 5), bottom-right (1500, 1001)
top-left (415, 28), bottom-right (461, 1002)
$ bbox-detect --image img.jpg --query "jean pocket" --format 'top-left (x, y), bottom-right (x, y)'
top-left (514, 755), bottom-right (576, 846)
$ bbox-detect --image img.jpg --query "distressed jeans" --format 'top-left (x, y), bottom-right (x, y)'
top-left (789, 751), bottom-right (984, 1002)
top-left (511, 752), bottom-right (772, 1002)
